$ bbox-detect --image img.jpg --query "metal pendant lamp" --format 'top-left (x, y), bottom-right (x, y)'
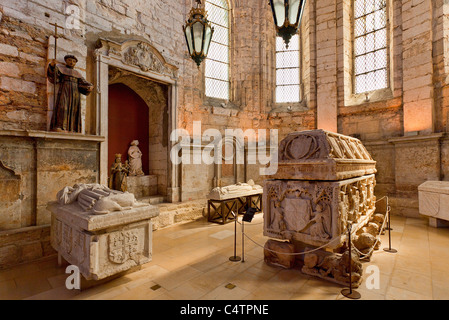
top-left (183, 0), bottom-right (214, 68)
top-left (269, 0), bottom-right (307, 48)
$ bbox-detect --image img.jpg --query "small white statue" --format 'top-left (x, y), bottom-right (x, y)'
top-left (128, 140), bottom-right (145, 176)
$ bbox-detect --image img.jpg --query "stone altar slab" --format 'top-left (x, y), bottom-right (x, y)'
top-left (418, 181), bottom-right (449, 227)
top-left (48, 185), bottom-right (159, 281)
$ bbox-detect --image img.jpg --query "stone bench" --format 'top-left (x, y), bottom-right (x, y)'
top-left (418, 181), bottom-right (449, 227)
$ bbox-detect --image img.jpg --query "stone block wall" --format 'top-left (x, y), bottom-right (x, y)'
top-left (0, 131), bottom-right (101, 268)
top-left (0, 11), bottom-right (48, 131)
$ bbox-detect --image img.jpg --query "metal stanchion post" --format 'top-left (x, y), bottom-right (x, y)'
top-left (240, 207), bottom-right (256, 264)
top-left (241, 220), bottom-right (245, 263)
top-left (341, 223), bottom-right (361, 299)
top-left (383, 205), bottom-right (397, 253)
top-left (385, 198), bottom-right (393, 231)
top-left (229, 211), bottom-right (241, 262)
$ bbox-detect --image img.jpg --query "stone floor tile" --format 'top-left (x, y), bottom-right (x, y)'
top-left (0, 216), bottom-right (448, 300)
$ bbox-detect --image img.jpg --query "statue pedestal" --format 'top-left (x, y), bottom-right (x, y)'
top-left (48, 201), bottom-right (159, 281)
top-left (127, 175), bottom-right (158, 198)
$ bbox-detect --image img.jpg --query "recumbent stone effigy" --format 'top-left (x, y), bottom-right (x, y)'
top-left (263, 130), bottom-right (385, 287)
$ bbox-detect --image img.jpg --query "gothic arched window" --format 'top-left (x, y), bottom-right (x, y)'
top-left (276, 34), bottom-right (301, 103)
top-left (354, 0), bottom-right (388, 94)
top-left (205, 0), bottom-right (230, 100)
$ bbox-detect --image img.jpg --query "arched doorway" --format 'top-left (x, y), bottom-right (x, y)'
top-left (108, 83), bottom-right (149, 175)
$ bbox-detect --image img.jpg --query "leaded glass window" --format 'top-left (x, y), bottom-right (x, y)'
top-left (205, 0), bottom-right (230, 100)
top-left (276, 34), bottom-right (300, 103)
top-left (354, 0), bottom-right (388, 94)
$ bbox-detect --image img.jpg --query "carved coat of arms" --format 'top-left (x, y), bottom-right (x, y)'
top-left (123, 43), bottom-right (164, 74)
top-left (108, 230), bottom-right (139, 264)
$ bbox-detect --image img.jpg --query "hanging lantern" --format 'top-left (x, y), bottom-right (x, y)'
top-left (269, 0), bottom-right (307, 48)
top-left (183, 0), bottom-right (214, 68)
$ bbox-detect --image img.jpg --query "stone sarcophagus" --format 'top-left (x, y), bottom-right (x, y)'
top-left (48, 184), bottom-right (159, 281)
top-left (418, 181), bottom-right (449, 227)
top-left (263, 130), bottom-right (380, 287)
top-left (264, 130), bottom-right (378, 251)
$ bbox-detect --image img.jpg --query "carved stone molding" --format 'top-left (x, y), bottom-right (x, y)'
top-left (95, 38), bottom-right (178, 80)
top-left (272, 129), bottom-right (377, 181)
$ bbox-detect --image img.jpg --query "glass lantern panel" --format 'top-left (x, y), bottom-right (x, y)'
top-left (203, 25), bottom-right (213, 56)
top-left (288, 0), bottom-right (301, 25)
top-left (184, 25), bottom-right (193, 55)
top-left (193, 22), bottom-right (204, 53)
top-left (273, 0), bottom-right (286, 27)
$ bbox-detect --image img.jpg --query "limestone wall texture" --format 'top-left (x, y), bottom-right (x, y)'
top-left (1, 0), bottom-right (449, 267)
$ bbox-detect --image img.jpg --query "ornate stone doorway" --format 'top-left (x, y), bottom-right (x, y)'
top-left (95, 38), bottom-right (180, 202)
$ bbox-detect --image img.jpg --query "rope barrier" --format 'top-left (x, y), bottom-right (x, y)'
top-left (350, 204), bottom-right (389, 259)
top-left (235, 195), bottom-right (391, 259)
top-left (242, 231), bottom-right (344, 256)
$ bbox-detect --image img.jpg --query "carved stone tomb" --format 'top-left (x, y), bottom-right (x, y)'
top-left (263, 130), bottom-right (379, 287)
top-left (48, 184), bottom-right (159, 281)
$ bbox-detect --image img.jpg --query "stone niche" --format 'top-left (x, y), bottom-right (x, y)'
top-left (263, 130), bottom-right (383, 287)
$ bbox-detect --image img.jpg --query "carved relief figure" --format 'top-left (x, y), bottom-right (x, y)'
top-left (359, 181), bottom-right (368, 215)
top-left (339, 185), bottom-right (349, 232)
top-left (47, 55), bottom-right (94, 133)
top-left (302, 249), bottom-right (363, 286)
top-left (267, 184), bottom-right (286, 232)
top-left (309, 202), bottom-right (332, 239)
top-left (109, 154), bottom-right (129, 192)
top-left (348, 185), bottom-right (360, 222)
top-left (128, 140), bottom-right (145, 176)
top-left (367, 178), bottom-right (376, 209)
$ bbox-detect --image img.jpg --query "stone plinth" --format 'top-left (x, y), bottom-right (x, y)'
top-left (418, 181), bottom-right (449, 227)
top-left (48, 201), bottom-right (159, 281)
top-left (127, 175), bottom-right (158, 198)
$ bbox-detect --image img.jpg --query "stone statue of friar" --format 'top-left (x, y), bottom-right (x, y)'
top-left (47, 55), bottom-right (94, 133)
